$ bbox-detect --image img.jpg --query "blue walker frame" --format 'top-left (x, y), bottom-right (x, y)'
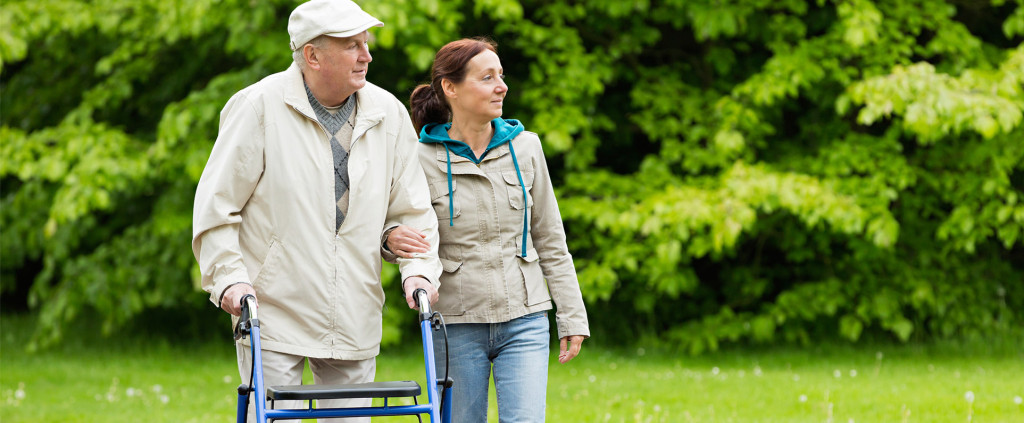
top-left (234, 290), bottom-right (453, 422)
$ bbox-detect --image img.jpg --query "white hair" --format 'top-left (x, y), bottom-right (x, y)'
top-left (293, 35), bottom-right (332, 70)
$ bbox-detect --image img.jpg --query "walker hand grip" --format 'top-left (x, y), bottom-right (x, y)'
top-left (413, 288), bottom-right (431, 317)
top-left (240, 294), bottom-right (258, 321)
top-left (234, 294), bottom-right (259, 341)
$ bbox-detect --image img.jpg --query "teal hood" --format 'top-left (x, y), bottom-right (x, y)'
top-left (419, 118), bottom-right (524, 163)
top-left (419, 118), bottom-right (531, 257)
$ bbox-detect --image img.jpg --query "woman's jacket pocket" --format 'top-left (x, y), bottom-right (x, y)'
top-left (428, 178), bottom-right (461, 221)
top-left (516, 246), bottom-right (551, 307)
top-left (501, 170), bottom-right (534, 210)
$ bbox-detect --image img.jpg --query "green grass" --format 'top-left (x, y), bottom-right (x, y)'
top-left (2, 313), bottom-right (1023, 422)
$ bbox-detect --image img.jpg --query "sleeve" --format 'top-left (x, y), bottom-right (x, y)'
top-left (526, 137), bottom-right (591, 338)
top-left (382, 99), bottom-right (443, 288)
top-left (380, 225), bottom-right (399, 264)
top-left (191, 92), bottom-right (265, 307)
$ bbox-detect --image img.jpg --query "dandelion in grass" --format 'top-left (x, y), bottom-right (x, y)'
top-left (1014, 395), bottom-right (1022, 405)
top-left (160, 394), bottom-right (170, 404)
top-left (223, 375), bottom-right (233, 384)
top-left (833, 369), bottom-right (842, 378)
top-left (151, 384), bottom-right (163, 393)
top-left (106, 377), bottom-right (120, 402)
top-left (126, 387), bottom-right (138, 397)
top-left (636, 348), bottom-right (646, 356)
top-left (965, 391), bottom-right (975, 423)
top-left (711, 367), bottom-right (720, 376)
top-left (588, 375), bottom-right (597, 383)
top-left (849, 369), bottom-right (857, 378)
top-left (793, 374), bottom-right (800, 381)
top-left (753, 366), bottom-right (762, 376)
top-left (799, 394), bottom-right (807, 403)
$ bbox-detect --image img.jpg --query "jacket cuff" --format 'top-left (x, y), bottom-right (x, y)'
top-left (399, 266), bottom-right (440, 290)
top-left (380, 225), bottom-right (399, 263)
top-left (212, 280), bottom-right (251, 308)
top-left (555, 320), bottom-right (591, 339)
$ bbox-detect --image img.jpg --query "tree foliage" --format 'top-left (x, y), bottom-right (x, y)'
top-left (2, 0), bottom-right (1022, 352)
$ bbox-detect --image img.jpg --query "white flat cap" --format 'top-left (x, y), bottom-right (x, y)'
top-left (288, 0), bottom-right (383, 51)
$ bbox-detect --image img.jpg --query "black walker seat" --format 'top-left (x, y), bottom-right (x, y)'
top-left (267, 380), bottom-right (422, 401)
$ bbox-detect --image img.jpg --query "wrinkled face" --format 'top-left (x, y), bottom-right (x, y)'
top-left (448, 50), bottom-right (507, 121)
top-left (315, 32), bottom-right (372, 101)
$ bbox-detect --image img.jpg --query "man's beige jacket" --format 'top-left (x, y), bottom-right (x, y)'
top-left (193, 64), bottom-right (442, 360)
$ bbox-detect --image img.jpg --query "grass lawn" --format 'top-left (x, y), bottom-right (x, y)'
top-left (2, 313), bottom-right (1022, 422)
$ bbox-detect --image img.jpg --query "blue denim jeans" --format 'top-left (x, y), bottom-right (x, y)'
top-left (433, 311), bottom-right (550, 423)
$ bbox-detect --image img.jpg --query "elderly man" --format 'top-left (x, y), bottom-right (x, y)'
top-left (191, 0), bottom-right (441, 420)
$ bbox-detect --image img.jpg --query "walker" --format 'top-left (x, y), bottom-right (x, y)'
top-left (233, 289), bottom-right (453, 422)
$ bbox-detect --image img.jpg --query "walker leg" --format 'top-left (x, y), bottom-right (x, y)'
top-left (236, 385), bottom-right (250, 423)
top-left (441, 384), bottom-right (453, 423)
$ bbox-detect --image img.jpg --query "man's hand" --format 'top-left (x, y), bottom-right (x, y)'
top-left (386, 225), bottom-right (431, 258)
top-left (221, 283), bottom-right (257, 316)
top-left (402, 276), bottom-right (438, 309)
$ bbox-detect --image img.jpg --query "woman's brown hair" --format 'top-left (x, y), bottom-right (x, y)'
top-left (410, 38), bottom-right (498, 133)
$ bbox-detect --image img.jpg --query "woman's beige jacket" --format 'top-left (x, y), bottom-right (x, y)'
top-left (411, 130), bottom-right (590, 339)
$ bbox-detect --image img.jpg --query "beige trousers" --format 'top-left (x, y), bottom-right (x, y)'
top-left (236, 344), bottom-right (375, 423)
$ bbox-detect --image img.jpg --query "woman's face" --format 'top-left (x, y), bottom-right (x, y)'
top-left (447, 50), bottom-right (507, 121)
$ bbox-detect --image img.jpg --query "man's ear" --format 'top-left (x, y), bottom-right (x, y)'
top-left (441, 78), bottom-right (457, 99)
top-left (303, 44), bottom-right (320, 71)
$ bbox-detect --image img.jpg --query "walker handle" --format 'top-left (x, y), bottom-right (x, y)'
top-left (240, 294), bottom-right (258, 321)
top-left (234, 294), bottom-right (259, 341)
top-left (413, 288), bottom-right (431, 319)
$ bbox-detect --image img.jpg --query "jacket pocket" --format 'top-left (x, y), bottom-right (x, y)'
top-left (501, 171), bottom-right (534, 210)
top-left (516, 245), bottom-right (551, 307)
top-left (436, 255), bottom-right (466, 316)
top-left (428, 178), bottom-right (461, 220)
top-left (251, 237), bottom-right (282, 294)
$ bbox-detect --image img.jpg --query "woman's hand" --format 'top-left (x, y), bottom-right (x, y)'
top-left (386, 225), bottom-right (431, 258)
top-left (558, 335), bottom-right (585, 363)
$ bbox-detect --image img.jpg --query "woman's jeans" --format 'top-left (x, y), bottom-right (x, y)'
top-left (433, 311), bottom-right (550, 423)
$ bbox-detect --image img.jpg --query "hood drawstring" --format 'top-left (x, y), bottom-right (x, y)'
top-left (444, 144), bottom-right (454, 227)
top-left (441, 141), bottom-right (529, 258)
top-left (508, 142), bottom-right (529, 258)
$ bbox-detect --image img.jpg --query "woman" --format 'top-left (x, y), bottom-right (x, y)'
top-left (386, 38), bottom-right (590, 422)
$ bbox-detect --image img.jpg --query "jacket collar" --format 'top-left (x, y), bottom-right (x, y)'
top-left (283, 63), bottom-right (386, 138)
top-left (432, 143), bottom-right (512, 177)
top-left (433, 142), bottom-right (511, 164)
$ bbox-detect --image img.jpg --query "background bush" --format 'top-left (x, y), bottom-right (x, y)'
top-left (2, 0), bottom-right (1022, 352)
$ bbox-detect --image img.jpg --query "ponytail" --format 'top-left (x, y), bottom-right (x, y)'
top-left (410, 84), bottom-right (449, 134)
